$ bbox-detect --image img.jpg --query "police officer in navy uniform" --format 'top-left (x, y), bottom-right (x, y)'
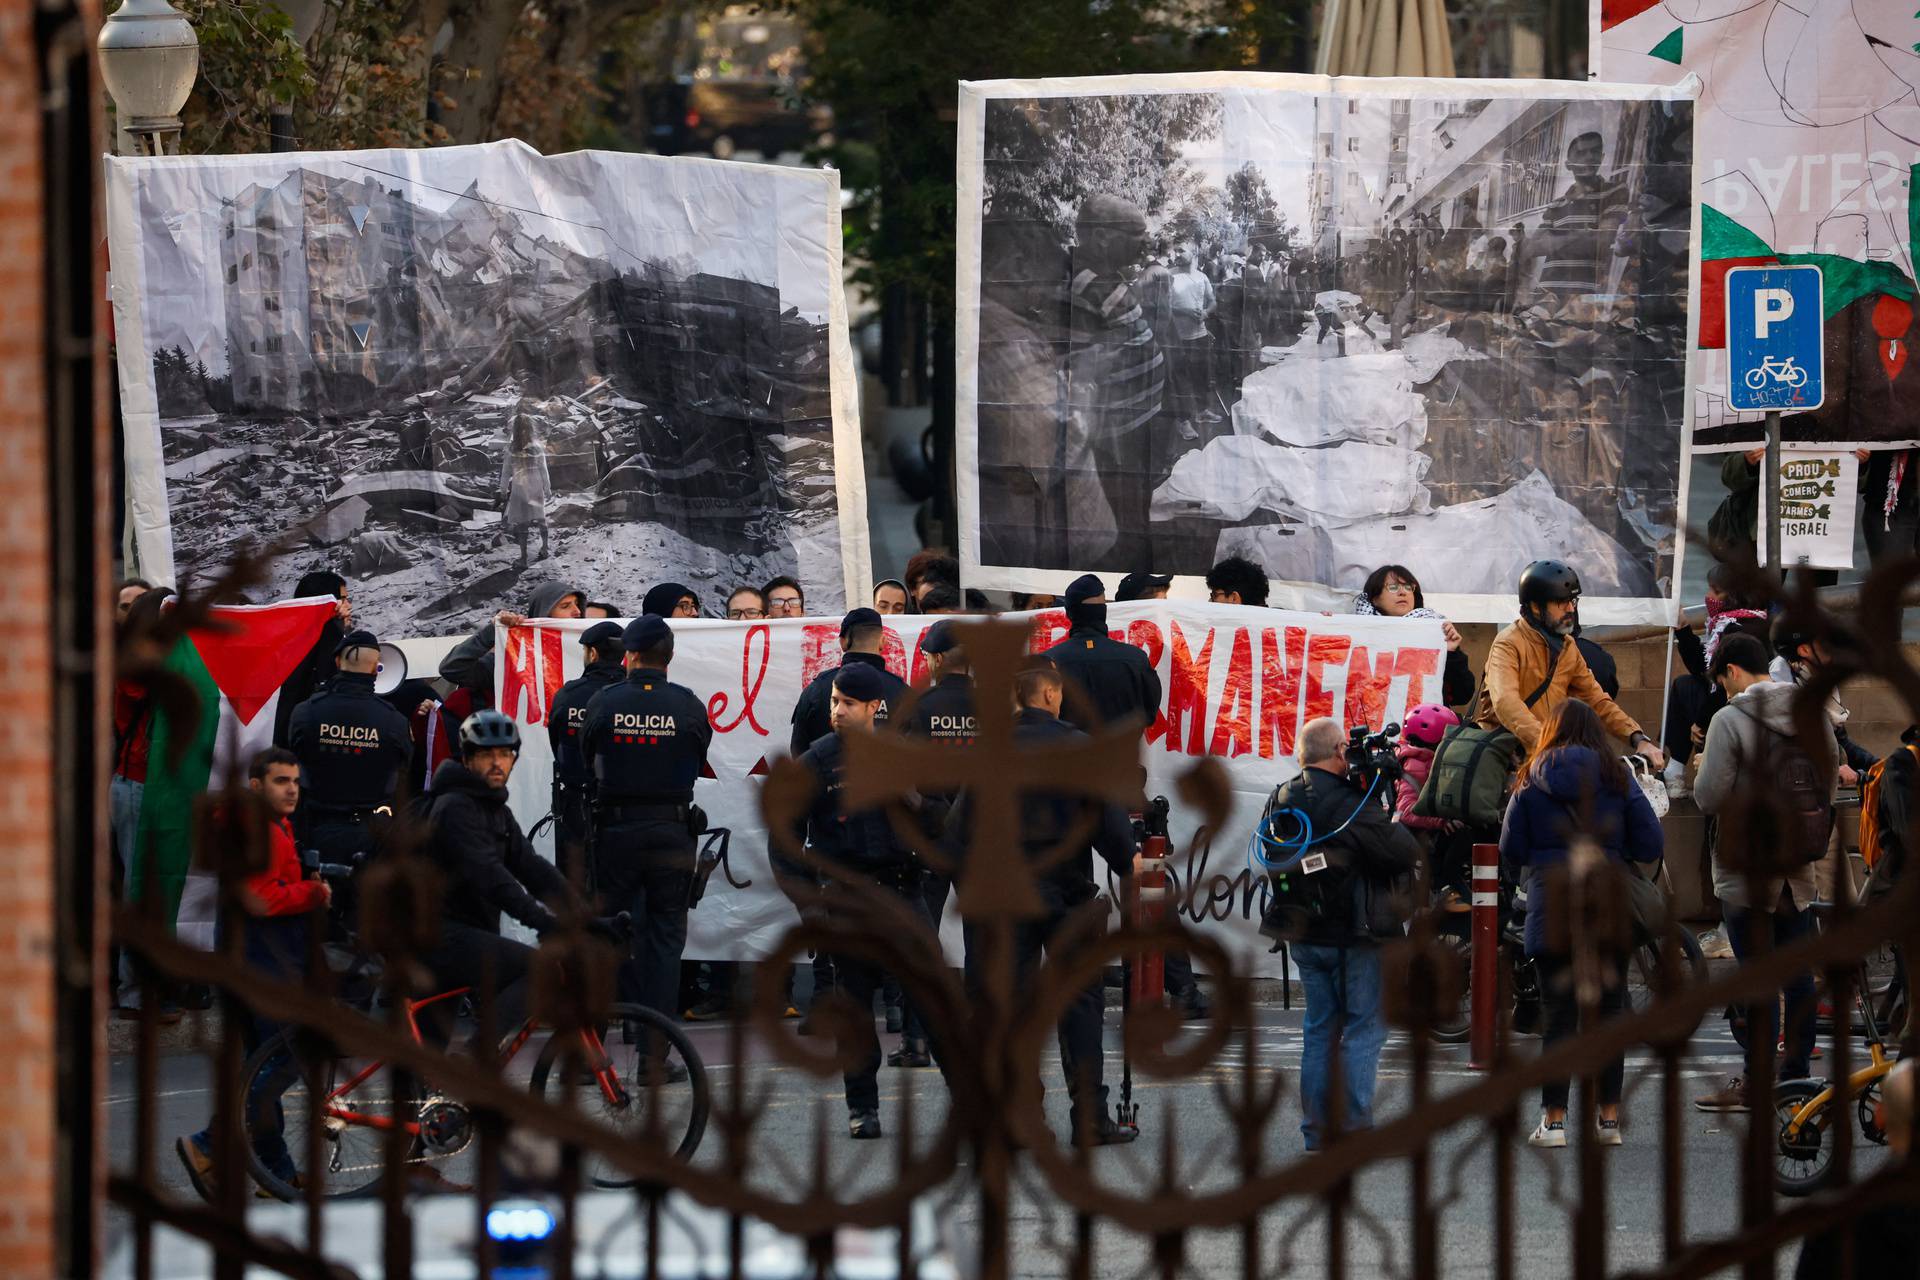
top-left (581, 615), bottom-right (713, 1080)
top-left (1042, 574), bottom-right (1162, 739)
top-left (793, 662), bottom-right (946, 1139)
top-left (287, 629), bottom-right (413, 864)
top-left (546, 619), bottom-right (626, 888)
top-left (953, 659), bottom-right (1137, 1146)
top-left (789, 607), bottom-right (906, 756)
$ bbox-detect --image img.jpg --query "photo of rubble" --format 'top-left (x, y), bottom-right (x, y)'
top-left (961, 81), bottom-right (1693, 617)
top-left (119, 147), bottom-right (849, 635)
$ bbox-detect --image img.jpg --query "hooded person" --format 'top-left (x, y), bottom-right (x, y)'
top-left (642, 582), bottom-right (701, 619)
top-left (272, 570), bottom-right (350, 747)
top-left (437, 581), bottom-right (586, 693)
top-left (1040, 574), bottom-right (1162, 741)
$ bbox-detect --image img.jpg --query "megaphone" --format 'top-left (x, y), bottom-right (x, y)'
top-left (373, 642), bottom-right (408, 696)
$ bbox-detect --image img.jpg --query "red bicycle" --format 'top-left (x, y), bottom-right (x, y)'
top-left (237, 939), bottom-right (709, 1200)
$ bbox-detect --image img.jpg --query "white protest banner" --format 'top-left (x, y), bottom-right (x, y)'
top-left (1763, 449), bottom-right (1859, 570)
top-left (496, 602), bottom-right (1445, 976)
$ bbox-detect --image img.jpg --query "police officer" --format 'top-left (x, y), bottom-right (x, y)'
top-left (793, 662), bottom-right (945, 1139)
top-left (789, 607), bottom-right (906, 756)
top-left (581, 615), bottom-right (712, 1080)
top-left (1042, 575), bottom-right (1206, 1018)
top-left (287, 629), bottom-right (413, 864)
top-left (953, 659), bottom-right (1137, 1146)
top-left (1042, 574), bottom-right (1162, 739)
top-left (546, 620), bottom-right (626, 888)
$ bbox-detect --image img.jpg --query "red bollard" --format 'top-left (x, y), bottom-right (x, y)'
top-left (1469, 842), bottom-right (1500, 1070)
top-left (1131, 826), bottom-right (1167, 1005)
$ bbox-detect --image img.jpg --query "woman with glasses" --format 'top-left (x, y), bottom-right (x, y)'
top-left (1354, 564), bottom-right (1474, 707)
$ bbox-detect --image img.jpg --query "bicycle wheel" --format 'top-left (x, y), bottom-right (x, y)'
top-left (1626, 925), bottom-right (1707, 1013)
top-left (1774, 1079), bottom-right (1836, 1196)
top-left (241, 1027), bottom-right (460, 1202)
top-left (526, 1003), bottom-right (710, 1185)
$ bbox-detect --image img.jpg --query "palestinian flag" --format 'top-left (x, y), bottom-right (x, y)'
top-left (1699, 205), bottom-right (1918, 349)
top-left (126, 597), bottom-right (339, 946)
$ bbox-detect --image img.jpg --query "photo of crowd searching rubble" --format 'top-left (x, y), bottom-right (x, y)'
top-left (128, 153), bottom-right (845, 635)
top-left (966, 83), bottom-right (1693, 613)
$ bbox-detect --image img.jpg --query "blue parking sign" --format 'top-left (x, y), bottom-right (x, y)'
top-left (1726, 265), bottom-right (1824, 412)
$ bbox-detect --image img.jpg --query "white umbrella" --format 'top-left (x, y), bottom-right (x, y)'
top-left (1315, 0), bottom-right (1455, 77)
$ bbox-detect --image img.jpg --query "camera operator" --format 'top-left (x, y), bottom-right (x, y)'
top-left (1265, 716), bottom-right (1418, 1151)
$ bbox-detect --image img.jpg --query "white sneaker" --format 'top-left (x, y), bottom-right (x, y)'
top-left (1595, 1117), bottom-right (1623, 1146)
top-left (1661, 758), bottom-right (1689, 799)
top-left (1528, 1116), bottom-right (1567, 1149)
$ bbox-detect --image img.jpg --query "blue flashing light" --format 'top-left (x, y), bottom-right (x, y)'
top-left (486, 1202), bottom-right (556, 1245)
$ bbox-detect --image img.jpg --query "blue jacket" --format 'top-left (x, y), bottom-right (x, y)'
top-left (1498, 746), bottom-right (1664, 955)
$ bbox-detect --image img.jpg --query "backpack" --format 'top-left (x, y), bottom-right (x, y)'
top-left (1752, 718), bottom-right (1835, 866)
top-left (1253, 777), bottom-right (1359, 943)
top-left (1413, 663), bottom-right (1556, 827)
top-left (1858, 743), bottom-right (1919, 871)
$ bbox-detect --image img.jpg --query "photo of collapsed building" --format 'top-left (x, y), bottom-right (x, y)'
top-left (967, 84), bottom-right (1691, 613)
top-left (137, 160), bottom-right (841, 635)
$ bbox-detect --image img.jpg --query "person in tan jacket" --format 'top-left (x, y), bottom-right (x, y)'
top-left (1474, 560), bottom-right (1666, 768)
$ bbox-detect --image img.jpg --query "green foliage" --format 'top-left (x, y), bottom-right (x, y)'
top-left (171, 0), bottom-right (313, 153)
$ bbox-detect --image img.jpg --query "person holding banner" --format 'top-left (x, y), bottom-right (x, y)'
top-left (546, 620), bottom-right (626, 888)
top-left (580, 615), bottom-right (714, 1081)
top-left (1043, 574), bottom-right (1162, 741)
top-left (792, 662), bottom-right (947, 1139)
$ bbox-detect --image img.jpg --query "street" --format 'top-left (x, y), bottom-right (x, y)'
top-left (105, 1003), bottom-right (1857, 1278)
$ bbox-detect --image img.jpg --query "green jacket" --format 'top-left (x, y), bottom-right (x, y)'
top-left (1708, 452), bottom-right (1759, 556)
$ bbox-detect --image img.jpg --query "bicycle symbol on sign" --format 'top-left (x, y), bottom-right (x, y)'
top-left (1744, 355), bottom-right (1809, 391)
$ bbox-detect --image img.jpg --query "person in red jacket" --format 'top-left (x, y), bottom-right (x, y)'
top-left (176, 747), bottom-right (328, 1201)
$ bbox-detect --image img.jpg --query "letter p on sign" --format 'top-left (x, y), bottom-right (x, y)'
top-left (1754, 287), bottom-right (1794, 338)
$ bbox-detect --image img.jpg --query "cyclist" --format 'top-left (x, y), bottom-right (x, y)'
top-left (419, 709), bottom-right (575, 1041)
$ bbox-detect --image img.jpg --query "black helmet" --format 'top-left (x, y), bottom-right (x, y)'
top-left (1518, 560), bottom-right (1581, 608)
top-left (458, 708), bottom-right (521, 757)
top-left (1770, 611), bottom-right (1853, 662)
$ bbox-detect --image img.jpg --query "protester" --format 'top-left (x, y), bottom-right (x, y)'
top-left (438, 581), bottom-right (585, 693)
top-left (904, 552), bottom-right (960, 611)
top-left (1662, 562), bottom-right (1769, 782)
top-left (1474, 561), bottom-right (1663, 765)
top-left (951, 661), bottom-right (1138, 1145)
top-left (287, 629), bottom-right (413, 865)
top-left (1860, 447), bottom-right (1919, 566)
top-left (1116, 572), bottom-right (1171, 602)
top-left (1353, 565), bottom-right (1473, 706)
top-left (919, 582), bottom-right (964, 615)
top-left (1206, 555), bottom-right (1270, 608)
top-left (726, 586), bottom-right (767, 621)
top-left (642, 582), bottom-right (701, 619)
top-left (1707, 448), bottom-right (1764, 565)
top-left (1500, 701), bottom-right (1663, 1148)
top-left (115, 577), bottom-right (150, 620)
top-left (545, 620), bottom-right (626, 887)
top-left (1770, 614), bottom-right (1876, 903)
top-left (1273, 716), bottom-right (1419, 1150)
top-left (1691, 633), bottom-right (1820, 1113)
top-left (583, 601), bottom-right (620, 619)
top-left (174, 748), bottom-right (329, 1200)
top-left (580, 616), bottom-right (713, 1079)
top-left (1043, 574), bottom-right (1163, 738)
top-left (272, 570), bottom-right (351, 747)
top-left (1395, 703), bottom-right (1468, 903)
top-left (873, 580), bottom-right (910, 615)
top-left (763, 577), bottom-right (804, 619)
top-left (791, 662), bottom-right (949, 1138)
top-left (112, 587), bottom-right (172, 1017)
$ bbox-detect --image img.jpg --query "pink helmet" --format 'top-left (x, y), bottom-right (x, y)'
top-left (1403, 703), bottom-right (1460, 749)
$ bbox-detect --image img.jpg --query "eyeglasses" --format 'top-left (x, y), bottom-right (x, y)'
top-left (768, 595), bottom-right (803, 612)
top-left (727, 608), bottom-right (766, 620)
top-left (1208, 590), bottom-right (1230, 603)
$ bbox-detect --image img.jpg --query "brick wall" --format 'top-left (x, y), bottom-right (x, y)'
top-left (0, 2), bottom-right (57, 1276)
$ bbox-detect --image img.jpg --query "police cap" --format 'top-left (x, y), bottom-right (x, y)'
top-left (840, 607), bottom-right (882, 637)
top-left (580, 620), bottom-right (623, 650)
top-left (1116, 572), bottom-right (1172, 602)
top-left (622, 614), bottom-right (672, 653)
top-left (833, 662), bottom-right (888, 703)
top-left (919, 620), bottom-right (960, 655)
top-left (1064, 574), bottom-right (1106, 607)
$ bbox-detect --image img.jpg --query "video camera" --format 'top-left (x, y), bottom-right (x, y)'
top-left (1344, 722), bottom-right (1402, 787)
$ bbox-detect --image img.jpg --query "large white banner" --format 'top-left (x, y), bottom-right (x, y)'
top-left (105, 141), bottom-right (870, 637)
top-left (956, 72), bottom-right (1699, 625)
top-left (1596, 0), bottom-right (1920, 451)
top-left (495, 603), bottom-right (1445, 975)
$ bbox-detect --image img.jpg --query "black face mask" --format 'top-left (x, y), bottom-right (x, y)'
top-left (1068, 600), bottom-right (1108, 632)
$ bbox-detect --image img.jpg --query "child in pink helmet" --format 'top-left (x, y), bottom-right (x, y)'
top-left (1396, 703), bottom-right (1468, 908)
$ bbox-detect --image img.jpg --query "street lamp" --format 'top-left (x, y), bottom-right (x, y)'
top-left (97, 0), bottom-right (199, 156)
top-left (261, 0), bottom-right (326, 151)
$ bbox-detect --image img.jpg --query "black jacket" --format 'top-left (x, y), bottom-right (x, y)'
top-left (272, 616), bottom-right (343, 748)
top-left (1574, 634), bottom-right (1619, 700)
top-left (788, 651), bottom-right (906, 757)
top-left (1271, 766), bottom-right (1419, 946)
top-left (900, 675), bottom-right (977, 748)
top-left (426, 760), bottom-right (569, 934)
top-left (1042, 625), bottom-right (1162, 735)
top-left (949, 709), bottom-right (1136, 897)
top-left (795, 731), bottom-right (913, 872)
top-left (1441, 647), bottom-right (1474, 707)
top-left (287, 671), bottom-right (413, 812)
top-left (438, 581), bottom-right (583, 692)
top-left (1867, 742), bottom-right (1918, 903)
top-left (548, 659), bottom-right (624, 787)
top-left (580, 667), bottom-right (713, 804)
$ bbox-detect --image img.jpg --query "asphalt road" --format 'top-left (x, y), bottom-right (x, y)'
top-left (101, 1001), bottom-right (1873, 1279)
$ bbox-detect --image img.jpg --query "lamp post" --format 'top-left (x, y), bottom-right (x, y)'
top-left (263, 0), bottom-right (325, 151)
top-left (97, 0), bottom-right (199, 157)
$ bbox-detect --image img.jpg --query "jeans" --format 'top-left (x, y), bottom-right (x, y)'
top-left (110, 776), bottom-right (143, 1005)
top-left (192, 1013), bottom-right (295, 1180)
top-left (1292, 943), bottom-right (1386, 1149)
top-left (1724, 888), bottom-right (1817, 1081)
top-left (1537, 952), bottom-right (1628, 1112)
